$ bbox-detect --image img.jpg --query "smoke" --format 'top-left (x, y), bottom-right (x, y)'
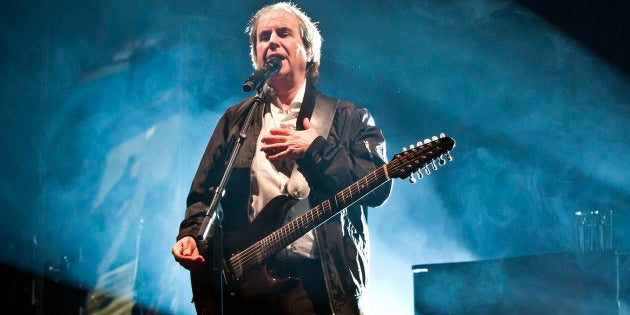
top-left (1, 0), bottom-right (628, 314)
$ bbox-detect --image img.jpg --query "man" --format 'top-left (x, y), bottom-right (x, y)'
top-left (171, 3), bottom-right (391, 314)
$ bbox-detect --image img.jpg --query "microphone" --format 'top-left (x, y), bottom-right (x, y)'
top-left (242, 56), bottom-right (283, 92)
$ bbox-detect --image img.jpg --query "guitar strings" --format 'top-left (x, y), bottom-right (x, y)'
top-left (228, 150), bottom-right (422, 273)
top-left (227, 148), bottom-right (426, 274)
top-left (227, 140), bottom-right (448, 276)
top-left (228, 166), bottom-right (390, 275)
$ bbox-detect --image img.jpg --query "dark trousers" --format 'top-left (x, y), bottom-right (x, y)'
top-left (198, 259), bottom-right (332, 315)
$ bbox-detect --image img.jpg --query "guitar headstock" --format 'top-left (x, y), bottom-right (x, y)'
top-left (390, 133), bottom-right (455, 182)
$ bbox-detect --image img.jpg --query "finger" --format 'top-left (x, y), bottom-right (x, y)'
top-left (268, 128), bottom-right (291, 136)
top-left (261, 134), bottom-right (289, 144)
top-left (171, 245), bottom-right (181, 258)
top-left (182, 241), bottom-right (194, 256)
top-left (172, 241), bottom-right (185, 254)
top-left (262, 145), bottom-right (288, 158)
top-left (261, 142), bottom-right (286, 151)
top-left (175, 237), bottom-right (197, 257)
top-left (194, 255), bottom-right (205, 263)
top-left (266, 152), bottom-right (284, 160)
top-left (264, 151), bottom-right (285, 160)
top-left (303, 117), bottom-right (312, 129)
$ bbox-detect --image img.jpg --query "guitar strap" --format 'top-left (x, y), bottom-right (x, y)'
top-left (285, 93), bottom-right (339, 200)
top-left (279, 91), bottom-right (338, 259)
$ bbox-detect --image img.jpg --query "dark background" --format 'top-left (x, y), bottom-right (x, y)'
top-left (1, 0), bottom-right (628, 314)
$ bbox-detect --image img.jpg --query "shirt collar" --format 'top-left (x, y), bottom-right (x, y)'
top-left (266, 80), bottom-right (307, 114)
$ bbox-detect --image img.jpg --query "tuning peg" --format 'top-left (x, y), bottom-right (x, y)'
top-left (424, 164), bottom-right (431, 175)
top-left (431, 135), bottom-right (438, 141)
top-left (409, 169), bottom-right (426, 183)
top-left (409, 174), bottom-right (417, 183)
top-left (446, 151), bottom-right (453, 161)
top-left (439, 132), bottom-right (446, 138)
top-left (409, 171), bottom-right (423, 183)
top-left (438, 155), bottom-right (447, 166)
top-left (424, 138), bottom-right (431, 144)
top-left (431, 159), bottom-right (438, 170)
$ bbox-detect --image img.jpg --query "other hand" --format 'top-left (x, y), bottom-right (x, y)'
top-left (261, 118), bottom-right (319, 160)
top-left (171, 236), bottom-right (205, 270)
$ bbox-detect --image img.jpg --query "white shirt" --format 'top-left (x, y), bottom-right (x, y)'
top-left (249, 81), bottom-right (318, 259)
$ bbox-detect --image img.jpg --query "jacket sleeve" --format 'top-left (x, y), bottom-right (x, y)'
top-left (176, 112), bottom-right (231, 241)
top-left (297, 102), bottom-right (392, 208)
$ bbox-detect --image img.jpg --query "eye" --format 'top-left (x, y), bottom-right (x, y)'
top-left (258, 31), bottom-right (271, 42)
top-left (278, 28), bottom-right (292, 37)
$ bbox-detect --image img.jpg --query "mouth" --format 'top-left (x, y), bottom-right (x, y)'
top-left (265, 53), bottom-right (285, 61)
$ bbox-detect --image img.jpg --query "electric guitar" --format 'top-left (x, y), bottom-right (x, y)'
top-left (199, 134), bottom-right (455, 303)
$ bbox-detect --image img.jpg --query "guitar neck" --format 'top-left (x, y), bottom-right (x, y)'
top-left (263, 166), bottom-right (390, 256)
top-left (227, 135), bottom-right (454, 278)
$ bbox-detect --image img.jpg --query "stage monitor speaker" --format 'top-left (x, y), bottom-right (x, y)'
top-left (412, 251), bottom-right (629, 315)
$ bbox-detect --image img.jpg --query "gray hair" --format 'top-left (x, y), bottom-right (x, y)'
top-left (245, 2), bottom-right (323, 81)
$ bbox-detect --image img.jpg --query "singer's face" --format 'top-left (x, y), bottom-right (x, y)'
top-left (255, 10), bottom-right (308, 88)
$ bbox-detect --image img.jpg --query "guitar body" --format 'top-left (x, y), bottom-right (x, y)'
top-left (191, 195), bottom-right (302, 313)
top-left (222, 194), bottom-right (302, 298)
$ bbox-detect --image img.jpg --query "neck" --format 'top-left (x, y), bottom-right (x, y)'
top-left (270, 76), bottom-right (306, 107)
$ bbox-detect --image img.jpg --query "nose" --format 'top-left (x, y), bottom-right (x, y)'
top-left (268, 32), bottom-right (280, 49)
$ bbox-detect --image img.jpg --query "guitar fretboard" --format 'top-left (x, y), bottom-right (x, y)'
top-left (226, 135), bottom-right (454, 279)
top-left (229, 166), bottom-right (389, 277)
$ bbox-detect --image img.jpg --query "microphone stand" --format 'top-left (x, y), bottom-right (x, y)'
top-left (196, 88), bottom-right (266, 315)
